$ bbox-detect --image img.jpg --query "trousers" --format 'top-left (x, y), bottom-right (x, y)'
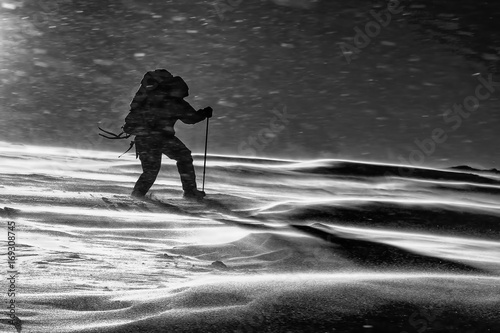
top-left (132, 134), bottom-right (197, 196)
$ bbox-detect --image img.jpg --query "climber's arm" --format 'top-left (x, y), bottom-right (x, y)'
top-left (179, 101), bottom-right (212, 124)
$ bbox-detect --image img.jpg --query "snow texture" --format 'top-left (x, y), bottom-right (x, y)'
top-left (1, 141), bottom-right (499, 332)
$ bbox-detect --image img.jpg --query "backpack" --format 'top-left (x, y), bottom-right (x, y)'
top-left (122, 102), bottom-right (155, 136)
top-left (98, 69), bottom-right (179, 157)
top-left (122, 69), bottom-right (177, 136)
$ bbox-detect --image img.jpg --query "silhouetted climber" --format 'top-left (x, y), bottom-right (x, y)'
top-left (125, 69), bottom-right (213, 200)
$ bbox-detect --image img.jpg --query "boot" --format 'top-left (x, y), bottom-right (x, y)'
top-left (177, 159), bottom-right (205, 199)
top-left (183, 189), bottom-right (206, 200)
top-left (131, 189), bottom-right (147, 199)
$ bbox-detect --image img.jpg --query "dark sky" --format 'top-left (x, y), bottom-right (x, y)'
top-left (1, 0), bottom-right (499, 168)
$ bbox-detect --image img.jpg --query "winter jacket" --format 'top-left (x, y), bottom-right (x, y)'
top-left (144, 95), bottom-right (208, 136)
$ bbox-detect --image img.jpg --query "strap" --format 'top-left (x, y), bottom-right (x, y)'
top-left (98, 127), bottom-right (131, 140)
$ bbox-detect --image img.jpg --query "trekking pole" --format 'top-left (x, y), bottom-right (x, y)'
top-left (202, 117), bottom-right (209, 192)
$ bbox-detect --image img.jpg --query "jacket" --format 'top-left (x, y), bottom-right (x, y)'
top-left (146, 95), bottom-right (208, 136)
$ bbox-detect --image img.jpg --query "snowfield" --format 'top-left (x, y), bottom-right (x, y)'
top-left (1, 141), bottom-right (499, 333)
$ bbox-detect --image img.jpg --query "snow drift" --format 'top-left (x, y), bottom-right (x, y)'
top-left (0, 141), bottom-right (499, 332)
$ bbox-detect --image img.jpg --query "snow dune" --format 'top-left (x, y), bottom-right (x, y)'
top-left (0, 141), bottom-right (499, 332)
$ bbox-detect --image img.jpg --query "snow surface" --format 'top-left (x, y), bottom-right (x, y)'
top-left (1, 141), bottom-right (499, 332)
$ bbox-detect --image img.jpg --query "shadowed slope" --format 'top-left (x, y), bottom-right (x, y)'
top-left (292, 224), bottom-right (485, 273)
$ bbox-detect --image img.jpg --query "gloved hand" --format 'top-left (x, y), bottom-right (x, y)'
top-left (203, 107), bottom-right (213, 118)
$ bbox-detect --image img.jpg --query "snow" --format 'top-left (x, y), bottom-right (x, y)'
top-left (1, 140), bottom-right (499, 332)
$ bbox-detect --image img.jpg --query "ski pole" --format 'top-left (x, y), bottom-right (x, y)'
top-left (202, 117), bottom-right (209, 192)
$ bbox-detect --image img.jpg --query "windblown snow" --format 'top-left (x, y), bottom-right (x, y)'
top-left (1, 141), bottom-right (499, 333)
